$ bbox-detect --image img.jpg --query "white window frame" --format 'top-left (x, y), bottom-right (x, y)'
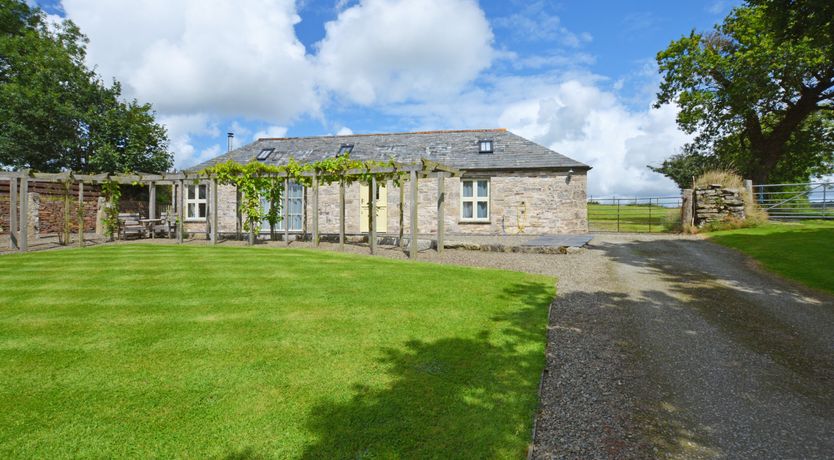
top-left (460, 179), bottom-right (490, 222)
top-left (185, 184), bottom-right (207, 221)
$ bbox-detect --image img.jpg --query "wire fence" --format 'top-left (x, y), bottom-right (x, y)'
top-left (587, 196), bottom-right (683, 233)
top-left (755, 182), bottom-right (834, 220)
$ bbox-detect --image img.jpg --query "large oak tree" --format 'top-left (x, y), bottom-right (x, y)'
top-left (653, 0), bottom-right (834, 187)
top-left (0, 0), bottom-right (172, 173)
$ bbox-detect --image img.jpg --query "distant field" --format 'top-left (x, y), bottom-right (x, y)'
top-left (588, 203), bottom-right (682, 233)
top-left (709, 220), bottom-right (834, 294)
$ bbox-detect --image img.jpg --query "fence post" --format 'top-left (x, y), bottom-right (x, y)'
top-left (77, 181), bottom-right (84, 247)
top-left (743, 179), bottom-right (753, 204)
top-left (681, 189), bottom-right (694, 230)
top-left (9, 175), bottom-right (18, 250)
top-left (648, 198), bottom-right (652, 233)
top-left (823, 184), bottom-right (828, 217)
top-left (616, 199), bottom-right (620, 233)
top-left (19, 171), bottom-right (28, 251)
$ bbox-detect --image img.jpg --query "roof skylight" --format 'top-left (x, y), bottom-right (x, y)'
top-left (337, 144), bottom-right (354, 157)
top-left (256, 148), bottom-right (274, 161)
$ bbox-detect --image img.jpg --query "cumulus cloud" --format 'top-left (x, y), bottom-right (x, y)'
top-left (253, 125), bottom-right (289, 140)
top-left (61, 0), bottom-right (318, 121)
top-left (315, 0), bottom-right (494, 104)
top-left (383, 73), bottom-right (688, 196)
top-left (157, 113), bottom-right (220, 168)
top-left (498, 81), bottom-right (689, 197)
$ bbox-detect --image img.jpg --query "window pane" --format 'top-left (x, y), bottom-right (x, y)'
top-left (292, 215), bottom-right (302, 231)
top-left (187, 185), bottom-right (195, 200)
top-left (198, 203), bottom-right (206, 218)
top-left (477, 201), bottom-right (488, 219)
top-left (199, 185), bottom-right (206, 200)
top-left (187, 203), bottom-right (196, 218)
top-left (462, 202), bottom-right (473, 218)
top-left (462, 181), bottom-right (473, 198)
top-left (477, 181), bottom-right (488, 197)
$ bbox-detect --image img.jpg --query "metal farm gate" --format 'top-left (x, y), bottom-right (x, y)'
top-left (587, 195), bottom-right (683, 233)
top-left (755, 181), bottom-right (834, 220)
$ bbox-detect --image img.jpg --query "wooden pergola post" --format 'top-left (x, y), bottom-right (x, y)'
top-left (19, 171), bottom-right (28, 251)
top-left (339, 178), bottom-right (345, 251)
top-left (399, 181), bottom-right (404, 249)
top-left (210, 179), bottom-right (218, 244)
top-left (176, 179), bottom-right (184, 244)
top-left (409, 170), bottom-right (418, 260)
top-left (369, 176), bottom-right (377, 254)
top-left (312, 173), bottom-right (319, 246)
top-left (77, 181), bottom-right (84, 247)
top-left (9, 175), bottom-right (18, 250)
top-left (284, 177), bottom-right (290, 246)
top-left (436, 173), bottom-right (445, 253)
top-left (148, 182), bottom-right (157, 219)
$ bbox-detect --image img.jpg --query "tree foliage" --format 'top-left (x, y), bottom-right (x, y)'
top-left (0, 0), bottom-right (172, 173)
top-left (653, 0), bottom-right (834, 186)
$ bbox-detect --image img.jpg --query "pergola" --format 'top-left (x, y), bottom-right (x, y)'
top-left (1, 159), bottom-right (459, 260)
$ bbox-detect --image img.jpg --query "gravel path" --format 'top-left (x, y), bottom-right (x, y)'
top-left (110, 236), bottom-right (834, 457)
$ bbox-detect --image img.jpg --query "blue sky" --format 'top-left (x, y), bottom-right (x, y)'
top-left (41, 0), bottom-right (740, 196)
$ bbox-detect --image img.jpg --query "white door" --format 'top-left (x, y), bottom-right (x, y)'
top-left (360, 182), bottom-right (388, 232)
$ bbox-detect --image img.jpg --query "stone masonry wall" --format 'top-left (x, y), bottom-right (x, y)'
top-left (212, 170), bottom-right (588, 236)
top-left (694, 184), bottom-right (745, 227)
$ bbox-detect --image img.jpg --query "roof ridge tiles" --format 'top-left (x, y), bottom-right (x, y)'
top-left (257, 128), bottom-right (507, 142)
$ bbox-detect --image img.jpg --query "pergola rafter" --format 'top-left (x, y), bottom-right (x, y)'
top-left (1, 159), bottom-right (460, 259)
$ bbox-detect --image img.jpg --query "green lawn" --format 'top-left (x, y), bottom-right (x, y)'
top-left (0, 245), bottom-right (554, 459)
top-left (588, 203), bottom-right (681, 233)
top-left (709, 220), bottom-right (834, 294)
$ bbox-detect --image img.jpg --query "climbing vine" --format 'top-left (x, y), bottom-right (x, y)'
top-left (101, 180), bottom-right (121, 240)
top-left (202, 153), bottom-right (409, 243)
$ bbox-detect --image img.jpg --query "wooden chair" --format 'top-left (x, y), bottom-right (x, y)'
top-left (118, 213), bottom-right (145, 239)
top-left (152, 212), bottom-right (177, 239)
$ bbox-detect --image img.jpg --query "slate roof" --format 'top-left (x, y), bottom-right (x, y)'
top-left (188, 128), bottom-right (590, 172)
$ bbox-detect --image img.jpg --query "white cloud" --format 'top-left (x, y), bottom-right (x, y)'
top-left (253, 125), bottom-right (289, 140)
top-left (315, 0), bottom-right (494, 104)
top-left (61, 0), bottom-right (318, 121)
top-left (381, 72), bottom-right (688, 196)
top-left (335, 126), bottom-right (353, 136)
top-left (157, 113), bottom-right (220, 168)
top-left (497, 80), bottom-right (689, 197)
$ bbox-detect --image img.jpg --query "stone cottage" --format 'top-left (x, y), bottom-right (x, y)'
top-left (187, 129), bottom-right (590, 237)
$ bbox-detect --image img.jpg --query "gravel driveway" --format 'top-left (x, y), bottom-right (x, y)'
top-left (532, 234), bottom-right (834, 459)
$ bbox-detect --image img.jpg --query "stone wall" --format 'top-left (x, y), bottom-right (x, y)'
top-left (211, 169), bottom-right (588, 236)
top-left (693, 184), bottom-right (745, 227)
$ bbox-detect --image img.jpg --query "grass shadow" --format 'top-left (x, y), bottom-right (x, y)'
top-left (299, 282), bottom-right (554, 459)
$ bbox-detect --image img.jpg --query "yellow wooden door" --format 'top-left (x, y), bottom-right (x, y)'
top-left (360, 182), bottom-right (388, 232)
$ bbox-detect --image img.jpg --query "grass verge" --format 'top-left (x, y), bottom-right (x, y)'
top-left (709, 220), bottom-right (834, 294)
top-left (0, 244), bottom-right (554, 458)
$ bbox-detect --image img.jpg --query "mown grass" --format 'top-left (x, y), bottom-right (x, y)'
top-left (0, 244), bottom-right (554, 458)
top-left (709, 220), bottom-right (834, 294)
top-left (588, 203), bottom-right (681, 233)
